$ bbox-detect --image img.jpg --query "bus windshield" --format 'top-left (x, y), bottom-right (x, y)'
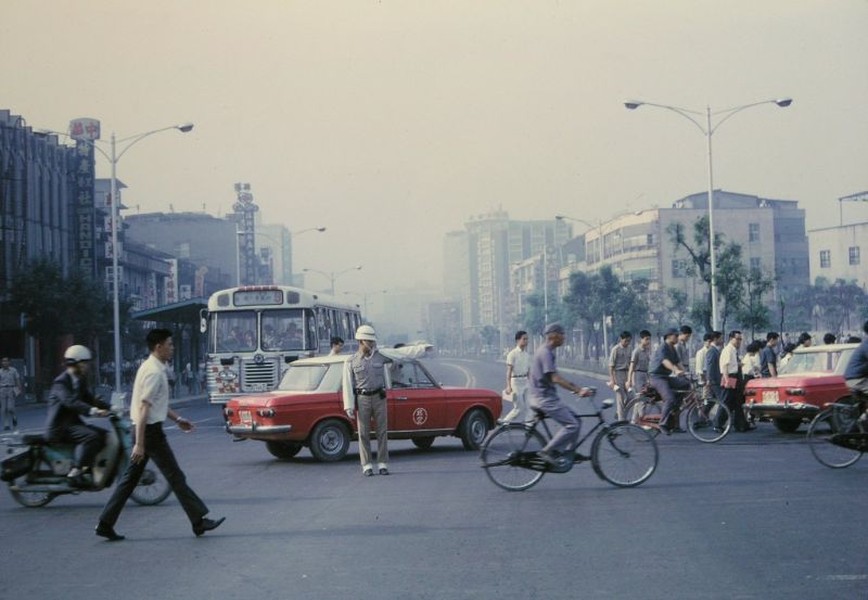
top-left (212, 311), bottom-right (257, 353)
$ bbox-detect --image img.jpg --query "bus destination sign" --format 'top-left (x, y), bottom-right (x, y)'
top-left (234, 290), bottom-right (283, 306)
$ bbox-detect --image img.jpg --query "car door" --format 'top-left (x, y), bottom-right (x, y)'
top-left (387, 360), bottom-right (447, 434)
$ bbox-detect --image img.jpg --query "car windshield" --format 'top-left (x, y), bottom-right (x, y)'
top-left (780, 348), bottom-right (854, 375)
top-left (277, 362), bottom-right (342, 392)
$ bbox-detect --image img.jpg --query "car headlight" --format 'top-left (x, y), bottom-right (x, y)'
top-left (785, 388), bottom-right (806, 396)
top-left (257, 408), bottom-right (276, 418)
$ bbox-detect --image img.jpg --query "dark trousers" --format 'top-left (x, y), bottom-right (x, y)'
top-left (99, 422), bottom-right (208, 527)
top-left (57, 423), bottom-right (105, 470)
top-left (651, 376), bottom-right (678, 428)
top-left (721, 386), bottom-right (749, 430)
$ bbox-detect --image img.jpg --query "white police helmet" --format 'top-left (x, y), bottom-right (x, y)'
top-left (64, 345), bottom-right (93, 365)
top-left (355, 325), bottom-right (377, 342)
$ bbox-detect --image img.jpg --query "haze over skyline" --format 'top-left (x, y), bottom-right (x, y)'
top-left (3, 1), bottom-right (867, 296)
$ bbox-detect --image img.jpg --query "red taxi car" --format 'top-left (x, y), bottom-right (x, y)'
top-left (223, 350), bottom-right (501, 462)
top-left (744, 343), bottom-right (858, 433)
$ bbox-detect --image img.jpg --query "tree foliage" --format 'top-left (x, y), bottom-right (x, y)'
top-left (562, 266), bottom-right (648, 358)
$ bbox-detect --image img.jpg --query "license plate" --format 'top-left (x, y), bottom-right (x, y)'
top-left (247, 383), bottom-right (268, 392)
top-left (240, 410), bottom-right (252, 424)
top-left (761, 391), bottom-right (779, 404)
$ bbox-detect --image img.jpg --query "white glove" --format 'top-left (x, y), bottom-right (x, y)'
top-left (345, 408), bottom-right (355, 419)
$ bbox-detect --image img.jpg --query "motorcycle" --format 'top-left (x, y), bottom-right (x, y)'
top-left (1, 408), bottom-right (171, 508)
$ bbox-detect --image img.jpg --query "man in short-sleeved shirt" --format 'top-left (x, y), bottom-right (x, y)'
top-left (97, 328), bottom-right (223, 541)
top-left (529, 323), bottom-right (588, 466)
top-left (760, 332), bottom-right (779, 378)
top-left (608, 332), bottom-right (632, 420)
top-left (502, 331), bottom-right (531, 423)
top-left (843, 320), bottom-right (868, 399)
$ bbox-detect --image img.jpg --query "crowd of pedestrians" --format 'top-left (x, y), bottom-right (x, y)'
top-left (569, 326), bottom-right (865, 435)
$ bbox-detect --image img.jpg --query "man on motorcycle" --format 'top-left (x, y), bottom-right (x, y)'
top-left (45, 345), bottom-right (110, 487)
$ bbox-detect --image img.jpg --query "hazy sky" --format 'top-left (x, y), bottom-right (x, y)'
top-left (3, 1), bottom-right (867, 296)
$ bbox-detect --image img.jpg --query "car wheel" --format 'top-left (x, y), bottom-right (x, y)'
top-left (309, 419), bottom-right (351, 462)
top-left (773, 417), bottom-right (802, 433)
top-left (412, 436), bottom-right (435, 450)
top-left (265, 440), bottom-right (303, 460)
top-left (459, 408), bottom-right (489, 450)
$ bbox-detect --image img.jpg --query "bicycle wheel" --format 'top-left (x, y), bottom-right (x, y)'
top-left (807, 407), bottom-right (863, 469)
top-left (686, 399), bottom-right (732, 443)
top-left (130, 466), bottom-right (172, 506)
top-left (591, 422), bottom-right (658, 487)
top-left (480, 424), bottom-right (547, 491)
top-left (624, 396), bottom-right (662, 438)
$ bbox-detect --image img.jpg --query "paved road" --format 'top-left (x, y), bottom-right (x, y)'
top-left (0, 357), bottom-right (865, 600)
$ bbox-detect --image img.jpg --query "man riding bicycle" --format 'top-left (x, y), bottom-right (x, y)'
top-left (529, 322), bottom-right (591, 467)
top-left (649, 328), bottom-right (688, 434)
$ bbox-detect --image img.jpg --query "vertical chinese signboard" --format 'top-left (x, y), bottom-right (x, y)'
top-left (69, 118), bottom-right (100, 279)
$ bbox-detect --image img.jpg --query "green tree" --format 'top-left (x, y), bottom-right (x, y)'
top-left (10, 258), bottom-right (113, 394)
top-left (563, 266), bottom-right (648, 358)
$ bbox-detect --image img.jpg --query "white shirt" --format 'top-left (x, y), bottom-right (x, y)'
top-left (694, 346), bottom-right (709, 377)
top-left (131, 355), bottom-right (171, 425)
top-left (506, 346), bottom-right (530, 378)
top-left (719, 343), bottom-right (740, 376)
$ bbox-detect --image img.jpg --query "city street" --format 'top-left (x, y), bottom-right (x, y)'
top-left (1, 357), bottom-right (865, 600)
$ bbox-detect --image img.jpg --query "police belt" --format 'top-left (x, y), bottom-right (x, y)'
top-left (354, 388), bottom-right (384, 396)
top-left (510, 374), bottom-right (528, 378)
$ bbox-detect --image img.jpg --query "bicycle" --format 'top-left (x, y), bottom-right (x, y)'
top-left (623, 376), bottom-right (732, 443)
top-left (480, 390), bottom-right (659, 491)
top-left (806, 393), bottom-right (867, 469)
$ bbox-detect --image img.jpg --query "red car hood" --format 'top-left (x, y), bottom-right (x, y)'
top-left (745, 373), bottom-right (845, 389)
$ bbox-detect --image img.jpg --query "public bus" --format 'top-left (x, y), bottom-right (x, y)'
top-left (201, 285), bottom-right (362, 404)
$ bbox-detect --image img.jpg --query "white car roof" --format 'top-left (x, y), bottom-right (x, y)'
top-left (793, 343), bottom-right (858, 354)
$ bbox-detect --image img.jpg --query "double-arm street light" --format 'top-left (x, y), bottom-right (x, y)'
top-left (624, 98), bottom-right (792, 330)
top-left (50, 123), bottom-right (194, 393)
top-left (302, 265), bottom-right (363, 296)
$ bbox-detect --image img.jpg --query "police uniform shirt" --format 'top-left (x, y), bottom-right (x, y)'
top-left (349, 350), bottom-right (388, 391)
top-left (609, 344), bottom-right (631, 372)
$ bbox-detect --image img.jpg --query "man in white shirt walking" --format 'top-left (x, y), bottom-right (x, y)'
top-left (501, 331), bottom-right (530, 424)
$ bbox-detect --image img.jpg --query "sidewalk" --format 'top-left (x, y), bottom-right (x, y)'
top-left (14, 391), bottom-right (209, 414)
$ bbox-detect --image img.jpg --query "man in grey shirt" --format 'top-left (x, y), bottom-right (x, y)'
top-left (529, 323), bottom-right (591, 467)
top-left (608, 331), bottom-right (632, 420)
top-left (343, 325), bottom-right (391, 476)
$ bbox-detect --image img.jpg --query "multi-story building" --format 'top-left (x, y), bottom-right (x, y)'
top-left (452, 209), bottom-right (572, 335)
top-left (124, 211), bottom-right (236, 290)
top-left (808, 222), bottom-right (868, 290)
top-left (0, 111), bottom-right (78, 368)
top-left (564, 190), bottom-right (809, 322)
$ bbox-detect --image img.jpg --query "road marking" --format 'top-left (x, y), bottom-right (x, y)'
top-left (437, 362), bottom-right (476, 388)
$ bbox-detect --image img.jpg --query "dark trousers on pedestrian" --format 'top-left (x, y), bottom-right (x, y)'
top-left (57, 423), bottom-right (105, 470)
top-left (720, 386), bottom-right (749, 431)
top-left (99, 422), bottom-right (208, 527)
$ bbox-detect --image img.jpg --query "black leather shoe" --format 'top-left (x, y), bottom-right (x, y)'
top-left (363, 468), bottom-right (374, 477)
top-left (193, 517), bottom-right (225, 537)
top-left (95, 522), bottom-right (125, 542)
top-left (378, 467), bottom-right (390, 476)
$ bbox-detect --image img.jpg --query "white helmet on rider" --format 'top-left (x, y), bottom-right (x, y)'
top-left (355, 325), bottom-right (377, 342)
top-left (64, 344), bottom-right (93, 365)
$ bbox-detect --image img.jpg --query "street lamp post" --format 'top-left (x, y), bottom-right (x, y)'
top-left (302, 265), bottom-right (363, 295)
top-left (624, 98), bottom-right (791, 330)
top-left (555, 214), bottom-right (604, 265)
top-left (51, 123), bottom-right (194, 393)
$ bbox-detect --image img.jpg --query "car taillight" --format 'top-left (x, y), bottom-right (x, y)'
top-left (224, 408), bottom-right (234, 417)
top-left (786, 388), bottom-right (806, 396)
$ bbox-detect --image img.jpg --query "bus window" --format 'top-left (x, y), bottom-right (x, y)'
top-left (306, 313), bottom-right (318, 350)
top-left (213, 312), bottom-right (257, 353)
top-left (261, 309), bottom-right (306, 351)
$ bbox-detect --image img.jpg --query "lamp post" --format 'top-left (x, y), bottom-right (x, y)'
top-left (302, 265), bottom-right (362, 295)
top-left (343, 289), bottom-right (387, 317)
top-left (287, 226), bottom-right (326, 283)
top-left (555, 215), bottom-right (605, 265)
top-left (49, 123), bottom-right (194, 393)
top-left (624, 98), bottom-right (791, 330)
